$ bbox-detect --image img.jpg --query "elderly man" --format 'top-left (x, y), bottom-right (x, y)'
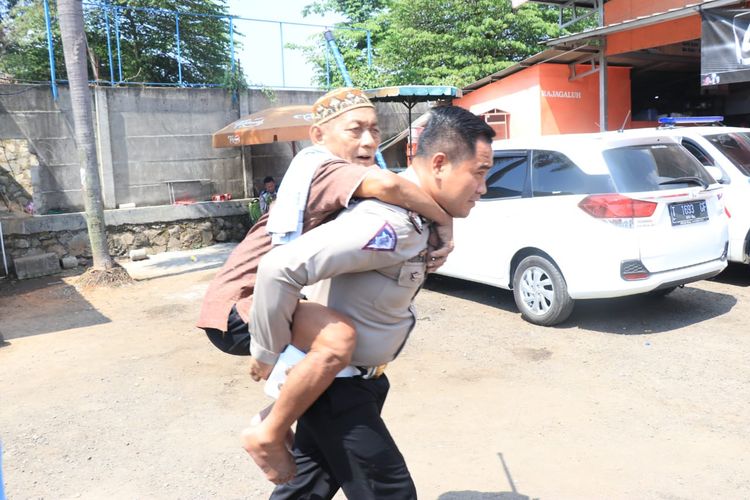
top-left (250, 105), bottom-right (495, 498)
top-left (198, 88), bottom-right (454, 483)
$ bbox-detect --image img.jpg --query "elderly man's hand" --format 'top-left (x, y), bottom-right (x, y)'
top-left (427, 220), bottom-right (454, 273)
top-left (249, 358), bottom-right (273, 382)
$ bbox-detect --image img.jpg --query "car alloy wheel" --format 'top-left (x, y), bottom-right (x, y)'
top-left (512, 255), bottom-right (574, 326)
top-left (519, 266), bottom-right (553, 313)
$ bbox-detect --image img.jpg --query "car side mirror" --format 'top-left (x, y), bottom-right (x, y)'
top-left (705, 165), bottom-right (728, 184)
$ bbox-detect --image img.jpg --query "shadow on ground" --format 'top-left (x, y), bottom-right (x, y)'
top-left (0, 274), bottom-right (110, 342)
top-left (438, 453), bottom-right (535, 500)
top-left (439, 493), bottom-right (530, 500)
top-left (712, 262), bottom-right (750, 287)
top-left (425, 273), bottom-right (737, 335)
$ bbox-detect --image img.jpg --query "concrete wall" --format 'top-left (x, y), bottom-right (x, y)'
top-left (0, 84), bottom-right (79, 214)
top-left (0, 84), bottom-right (417, 214)
top-left (0, 84), bottom-right (245, 213)
top-left (101, 87), bottom-right (241, 208)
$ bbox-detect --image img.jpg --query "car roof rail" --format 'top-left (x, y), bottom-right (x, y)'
top-left (657, 116), bottom-right (724, 129)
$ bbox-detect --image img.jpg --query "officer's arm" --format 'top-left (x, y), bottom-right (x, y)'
top-left (248, 212), bottom-right (419, 365)
top-left (355, 169), bottom-right (452, 227)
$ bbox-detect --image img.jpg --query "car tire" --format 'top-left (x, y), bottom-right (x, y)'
top-left (512, 255), bottom-right (575, 326)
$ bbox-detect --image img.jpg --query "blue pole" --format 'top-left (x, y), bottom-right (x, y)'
top-left (324, 31), bottom-right (352, 86)
top-left (104, 4), bottom-right (115, 85)
top-left (323, 30), bottom-right (386, 169)
top-left (366, 30), bottom-right (372, 68)
top-left (229, 17), bottom-right (235, 73)
top-left (114, 7), bottom-right (123, 83)
top-left (279, 23), bottom-right (286, 87)
top-left (175, 13), bottom-right (183, 86)
top-left (43, 0), bottom-right (58, 101)
top-left (0, 439), bottom-right (5, 500)
top-left (324, 41), bottom-right (330, 88)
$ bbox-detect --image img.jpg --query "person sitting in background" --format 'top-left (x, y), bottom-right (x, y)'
top-left (259, 176), bottom-right (277, 214)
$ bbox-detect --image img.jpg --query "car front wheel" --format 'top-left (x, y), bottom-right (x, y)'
top-left (512, 255), bottom-right (575, 326)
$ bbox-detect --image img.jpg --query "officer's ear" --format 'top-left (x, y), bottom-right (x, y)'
top-left (431, 152), bottom-right (450, 179)
top-left (310, 124), bottom-right (325, 145)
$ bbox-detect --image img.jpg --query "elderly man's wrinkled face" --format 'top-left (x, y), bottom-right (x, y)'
top-left (314, 107), bottom-right (381, 166)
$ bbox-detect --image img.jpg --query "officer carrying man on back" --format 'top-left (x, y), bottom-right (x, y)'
top-left (250, 105), bottom-right (495, 497)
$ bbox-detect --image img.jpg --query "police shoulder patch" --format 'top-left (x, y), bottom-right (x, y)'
top-left (363, 222), bottom-right (397, 251)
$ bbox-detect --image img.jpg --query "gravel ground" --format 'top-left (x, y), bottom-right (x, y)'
top-left (1, 263), bottom-right (749, 499)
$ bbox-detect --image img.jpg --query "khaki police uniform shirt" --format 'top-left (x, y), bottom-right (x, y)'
top-left (197, 157), bottom-right (378, 332)
top-left (249, 171), bottom-right (430, 367)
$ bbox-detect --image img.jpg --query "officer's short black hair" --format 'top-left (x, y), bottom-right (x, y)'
top-left (263, 176), bottom-right (275, 184)
top-left (415, 106), bottom-right (495, 163)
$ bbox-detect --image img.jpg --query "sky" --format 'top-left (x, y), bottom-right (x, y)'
top-left (226, 0), bottom-right (345, 89)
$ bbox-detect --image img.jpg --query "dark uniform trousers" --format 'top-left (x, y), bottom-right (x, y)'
top-left (271, 375), bottom-right (418, 500)
top-left (204, 305), bottom-right (253, 356)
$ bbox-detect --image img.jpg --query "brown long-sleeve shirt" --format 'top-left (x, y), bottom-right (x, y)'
top-left (197, 158), bottom-right (377, 333)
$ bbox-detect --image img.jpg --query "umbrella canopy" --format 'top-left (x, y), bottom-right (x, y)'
top-left (364, 85), bottom-right (462, 103)
top-left (212, 104), bottom-right (314, 148)
top-left (365, 85), bottom-right (462, 162)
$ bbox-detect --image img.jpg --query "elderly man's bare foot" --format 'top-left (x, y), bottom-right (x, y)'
top-left (241, 424), bottom-right (296, 485)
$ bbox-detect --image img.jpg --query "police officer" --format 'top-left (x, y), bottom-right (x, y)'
top-left (249, 106), bottom-right (496, 498)
top-left (200, 88), bottom-right (455, 484)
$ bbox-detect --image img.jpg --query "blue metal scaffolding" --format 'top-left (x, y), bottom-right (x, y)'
top-left (41, 0), bottom-right (373, 100)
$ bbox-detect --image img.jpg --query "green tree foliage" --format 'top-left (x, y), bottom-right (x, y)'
top-left (303, 0), bottom-right (572, 88)
top-left (298, 0), bottom-right (389, 88)
top-left (0, 0), bottom-right (20, 21)
top-left (303, 0), bottom-right (386, 24)
top-left (0, 0), bottom-right (234, 85)
top-left (0, 0), bottom-right (59, 81)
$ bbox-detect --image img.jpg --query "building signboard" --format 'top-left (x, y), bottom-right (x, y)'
top-left (541, 90), bottom-right (583, 99)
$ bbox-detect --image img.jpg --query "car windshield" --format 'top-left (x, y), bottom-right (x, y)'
top-left (704, 132), bottom-right (750, 176)
top-left (602, 143), bottom-right (714, 193)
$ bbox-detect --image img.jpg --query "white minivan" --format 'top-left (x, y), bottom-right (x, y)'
top-left (437, 132), bottom-right (729, 326)
top-left (643, 123), bottom-right (750, 265)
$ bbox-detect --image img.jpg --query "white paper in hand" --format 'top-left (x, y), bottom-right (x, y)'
top-left (264, 345), bottom-right (307, 399)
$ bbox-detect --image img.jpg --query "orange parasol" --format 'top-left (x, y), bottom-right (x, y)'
top-left (212, 105), bottom-right (314, 148)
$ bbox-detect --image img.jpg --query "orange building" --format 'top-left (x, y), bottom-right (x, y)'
top-left (537, 0), bottom-right (750, 125)
top-left (455, 63), bottom-right (631, 138)
top-left (604, 0), bottom-right (703, 56)
top-left (460, 0), bottom-right (750, 140)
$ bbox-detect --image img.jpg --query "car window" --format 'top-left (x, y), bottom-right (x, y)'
top-left (603, 144), bottom-right (714, 192)
top-left (483, 154), bottom-right (528, 199)
top-left (704, 132), bottom-right (750, 176)
top-left (531, 150), bottom-right (613, 197)
top-left (681, 139), bottom-right (714, 166)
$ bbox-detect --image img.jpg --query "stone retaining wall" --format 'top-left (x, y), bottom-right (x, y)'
top-left (1, 215), bottom-right (249, 268)
top-left (0, 200), bottom-right (251, 275)
top-left (0, 139), bottom-right (36, 214)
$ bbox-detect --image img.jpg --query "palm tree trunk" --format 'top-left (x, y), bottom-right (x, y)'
top-left (58, 0), bottom-right (113, 270)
